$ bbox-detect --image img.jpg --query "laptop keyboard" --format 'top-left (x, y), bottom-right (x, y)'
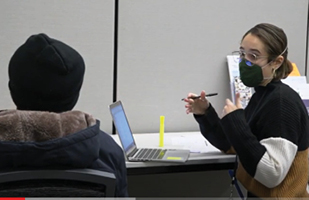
top-left (134, 148), bottom-right (166, 160)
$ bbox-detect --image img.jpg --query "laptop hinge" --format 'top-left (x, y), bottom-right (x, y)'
top-left (128, 148), bottom-right (138, 157)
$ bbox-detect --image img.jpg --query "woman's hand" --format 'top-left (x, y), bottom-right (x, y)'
top-left (184, 90), bottom-right (210, 115)
top-left (221, 93), bottom-right (243, 118)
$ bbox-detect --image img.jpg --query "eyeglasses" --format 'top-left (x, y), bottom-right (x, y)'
top-left (232, 50), bottom-right (268, 62)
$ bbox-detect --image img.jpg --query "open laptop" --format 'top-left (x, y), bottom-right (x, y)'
top-left (109, 101), bottom-right (190, 163)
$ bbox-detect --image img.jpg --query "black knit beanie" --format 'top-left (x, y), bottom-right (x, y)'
top-left (8, 33), bottom-right (85, 112)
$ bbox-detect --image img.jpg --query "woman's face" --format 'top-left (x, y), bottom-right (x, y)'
top-left (240, 33), bottom-right (276, 85)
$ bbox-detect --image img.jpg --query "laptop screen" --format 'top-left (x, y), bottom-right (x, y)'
top-left (110, 101), bottom-right (135, 152)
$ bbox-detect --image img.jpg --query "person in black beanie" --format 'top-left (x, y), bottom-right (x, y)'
top-left (0, 33), bottom-right (128, 197)
top-left (9, 33), bottom-right (85, 112)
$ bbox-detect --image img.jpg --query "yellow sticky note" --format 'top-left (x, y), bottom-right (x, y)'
top-left (159, 116), bottom-right (165, 147)
top-left (167, 157), bottom-right (181, 160)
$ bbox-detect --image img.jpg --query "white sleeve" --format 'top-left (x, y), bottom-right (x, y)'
top-left (254, 137), bottom-right (297, 188)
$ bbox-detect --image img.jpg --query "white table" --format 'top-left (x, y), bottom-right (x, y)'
top-left (111, 132), bottom-right (235, 175)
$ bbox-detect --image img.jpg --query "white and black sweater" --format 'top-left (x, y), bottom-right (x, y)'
top-left (195, 80), bottom-right (309, 198)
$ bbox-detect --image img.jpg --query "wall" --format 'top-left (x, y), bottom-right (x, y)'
top-left (117, 0), bottom-right (308, 133)
top-left (0, 0), bottom-right (307, 134)
top-left (0, 0), bottom-right (114, 133)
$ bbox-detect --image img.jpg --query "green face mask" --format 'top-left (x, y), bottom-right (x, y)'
top-left (239, 59), bottom-right (264, 87)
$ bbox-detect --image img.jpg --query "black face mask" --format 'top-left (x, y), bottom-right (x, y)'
top-left (239, 59), bottom-right (264, 87)
top-left (238, 46), bottom-right (288, 87)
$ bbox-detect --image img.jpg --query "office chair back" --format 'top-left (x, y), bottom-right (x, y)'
top-left (0, 169), bottom-right (116, 197)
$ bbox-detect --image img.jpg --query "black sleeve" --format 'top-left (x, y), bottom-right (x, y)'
top-left (115, 151), bottom-right (129, 197)
top-left (97, 131), bottom-right (129, 197)
top-left (220, 95), bottom-right (306, 178)
top-left (194, 104), bottom-right (231, 152)
top-left (221, 109), bottom-right (266, 177)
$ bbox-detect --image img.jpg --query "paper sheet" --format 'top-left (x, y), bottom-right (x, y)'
top-left (165, 134), bottom-right (220, 153)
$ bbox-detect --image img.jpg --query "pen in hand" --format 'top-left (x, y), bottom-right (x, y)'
top-left (181, 93), bottom-right (218, 101)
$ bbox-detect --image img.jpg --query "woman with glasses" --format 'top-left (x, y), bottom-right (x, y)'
top-left (183, 23), bottom-right (309, 198)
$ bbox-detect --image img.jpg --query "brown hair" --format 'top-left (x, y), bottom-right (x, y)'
top-left (241, 23), bottom-right (293, 80)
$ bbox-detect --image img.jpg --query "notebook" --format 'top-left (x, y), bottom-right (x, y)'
top-left (109, 101), bottom-right (190, 163)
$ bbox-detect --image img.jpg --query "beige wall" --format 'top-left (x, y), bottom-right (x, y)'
top-left (0, 0), bottom-right (308, 133)
top-left (117, 0), bottom-right (308, 133)
top-left (0, 0), bottom-right (114, 133)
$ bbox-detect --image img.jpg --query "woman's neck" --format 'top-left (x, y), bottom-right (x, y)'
top-left (260, 78), bottom-right (273, 86)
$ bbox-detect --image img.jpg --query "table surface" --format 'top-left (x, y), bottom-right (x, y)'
top-left (111, 132), bottom-right (235, 175)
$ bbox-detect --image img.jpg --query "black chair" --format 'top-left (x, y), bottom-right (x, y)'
top-left (0, 169), bottom-right (116, 197)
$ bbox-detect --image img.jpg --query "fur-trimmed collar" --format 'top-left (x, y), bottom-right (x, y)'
top-left (0, 110), bottom-right (96, 142)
